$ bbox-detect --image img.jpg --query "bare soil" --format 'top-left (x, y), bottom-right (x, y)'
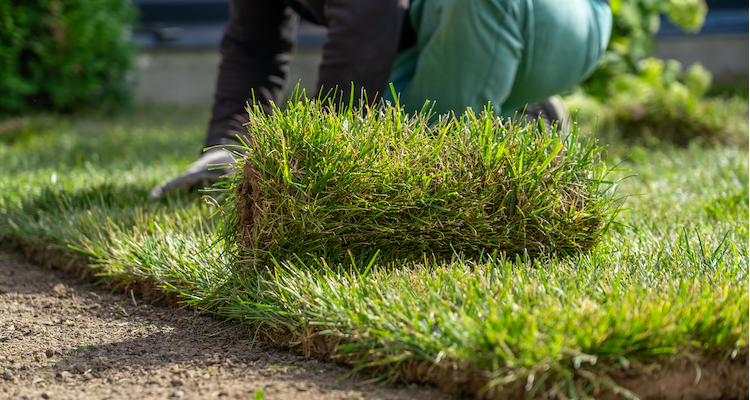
top-left (0, 250), bottom-right (453, 400)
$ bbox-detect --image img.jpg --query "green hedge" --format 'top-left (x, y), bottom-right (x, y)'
top-left (0, 0), bottom-right (137, 113)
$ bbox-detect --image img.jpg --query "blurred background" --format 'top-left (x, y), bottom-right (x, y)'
top-left (132, 0), bottom-right (325, 105)
top-left (1, 0), bottom-right (748, 146)
top-left (128, 0), bottom-right (747, 105)
top-left (130, 0), bottom-right (748, 105)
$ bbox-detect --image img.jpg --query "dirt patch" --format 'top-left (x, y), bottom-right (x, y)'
top-left (0, 250), bottom-right (453, 400)
top-left (607, 355), bottom-right (748, 400)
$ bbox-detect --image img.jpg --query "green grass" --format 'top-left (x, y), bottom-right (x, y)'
top-left (1, 103), bottom-right (747, 398)
top-left (224, 99), bottom-right (619, 265)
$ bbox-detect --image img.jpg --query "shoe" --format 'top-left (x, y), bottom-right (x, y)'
top-left (521, 95), bottom-right (570, 139)
top-left (148, 148), bottom-right (239, 199)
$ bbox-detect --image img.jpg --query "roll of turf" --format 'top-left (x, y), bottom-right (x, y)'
top-left (222, 99), bottom-right (619, 265)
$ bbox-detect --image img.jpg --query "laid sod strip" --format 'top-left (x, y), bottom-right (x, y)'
top-left (212, 244), bottom-right (747, 398)
top-left (0, 107), bottom-right (226, 299)
top-left (1, 107), bottom-right (747, 399)
top-left (224, 100), bottom-right (621, 265)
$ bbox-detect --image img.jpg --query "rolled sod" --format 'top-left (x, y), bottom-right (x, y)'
top-left (223, 99), bottom-right (620, 265)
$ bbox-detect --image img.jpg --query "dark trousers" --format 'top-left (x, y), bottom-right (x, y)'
top-left (204, 0), bottom-right (298, 150)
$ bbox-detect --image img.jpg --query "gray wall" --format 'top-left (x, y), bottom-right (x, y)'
top-left (654, 35), bottom-right (749, 81)
top-left (136, 48), bottom-right (323, 106)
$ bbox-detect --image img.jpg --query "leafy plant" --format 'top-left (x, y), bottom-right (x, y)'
top-left (0, 0), bottom-right (137, 113)
top-left (569, 0), bottom-right (749, 145)
top-left (583, 0), bottom-right (708, 99)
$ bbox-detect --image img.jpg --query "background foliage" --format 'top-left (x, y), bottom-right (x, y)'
top-left (583, 0), bottom-right (708, 99)
top-left (568, 56), bottom-right (748, 145)
top-left (570, 0), bottom-right (749, 145)
top-left (0, 0), bottom-right (137, 113)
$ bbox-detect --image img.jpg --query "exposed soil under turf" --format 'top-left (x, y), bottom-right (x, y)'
top-left (0, 250), bottom-right (453, 400)
top-left (1, 248), bottom-right (747, 400)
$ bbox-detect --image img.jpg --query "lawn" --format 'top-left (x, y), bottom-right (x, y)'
top-left (0, 101), bottom-right (747, 399)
